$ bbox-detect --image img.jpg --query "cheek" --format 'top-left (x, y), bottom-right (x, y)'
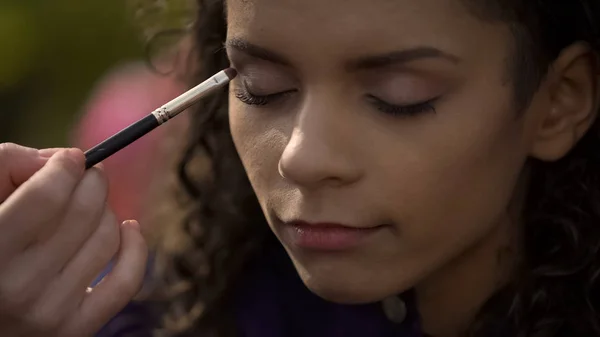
top-left (376, 95), bottom-right (528, 253)
top-left (228, 98), bottom-right (289, 199)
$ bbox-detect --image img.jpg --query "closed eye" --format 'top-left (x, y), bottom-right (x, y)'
top-left (366, 95), bottom-right (439, 116)
top-left (234, 87), bottom-right (296, 106)
top-left (233, 86), bottom-right (439, 117)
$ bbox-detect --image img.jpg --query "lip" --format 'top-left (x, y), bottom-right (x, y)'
top-left (280, 220), bottom-right (384, 251)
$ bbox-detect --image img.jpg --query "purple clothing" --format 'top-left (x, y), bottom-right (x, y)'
top-left (97, 246), bottom-right (422, 337)
top-left (234, 246), bottom-right (422, 337)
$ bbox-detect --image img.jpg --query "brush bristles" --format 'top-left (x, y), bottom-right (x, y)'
top-left (224, 67), bottom-right (238, 80)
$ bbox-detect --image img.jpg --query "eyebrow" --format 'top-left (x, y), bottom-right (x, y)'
top-left (226, 38), bottom-right (291, 66)
top-left (348, 47), bottom-right (461, 70)
top-left (225, 38), bottom-right (461, 70)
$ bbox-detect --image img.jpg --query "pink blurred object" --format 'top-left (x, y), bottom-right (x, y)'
top-left (73, 62), bottom-right (188, 222)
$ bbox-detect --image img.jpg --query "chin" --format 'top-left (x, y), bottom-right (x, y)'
top-left (298, 270), bottom-right (405, 305)
top-left (284, 247), bottom-right (420, 305)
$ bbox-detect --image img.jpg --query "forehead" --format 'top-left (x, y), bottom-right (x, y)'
top-left (225, 0), bottom-right (509, 68)
top-left (226, 0), bottom-right (466, 23)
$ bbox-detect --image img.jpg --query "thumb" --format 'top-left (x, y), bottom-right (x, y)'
top-left (0, 143), bottom-right (62, 202)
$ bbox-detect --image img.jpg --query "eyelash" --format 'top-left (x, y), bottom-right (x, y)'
top-left (366, 95), bottom-right (437, 116)
top-left (234, 89), bottom-right (291, 106)
top-left (234, 88), bottom-right (437, 116)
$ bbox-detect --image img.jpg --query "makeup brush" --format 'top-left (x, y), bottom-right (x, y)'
top-left (84, 68), bottom-right (237, 169)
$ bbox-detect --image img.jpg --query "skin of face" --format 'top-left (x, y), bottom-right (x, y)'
top-left (224, 0), bottom-right (596, 333)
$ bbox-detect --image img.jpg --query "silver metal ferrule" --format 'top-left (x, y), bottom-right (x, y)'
top-left (151, 69), bottom-right (231, 125)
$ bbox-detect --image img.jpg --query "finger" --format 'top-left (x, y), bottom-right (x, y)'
top-left (22, 210), bottom-right (120, 336)
top-left (0, 143), bottom-right (56, 202)
top-left (55, 209), bottom-right (120, 301)
top-left (34, 166), bottom-right (108, 257)
top-left (0, 149), bottom-right (85, 262)
top-left (0, 166), bottom-right (108, 318)
top-left (60, 221), bottom-right (148, 337)
top-left (37, 148), bottom-right (65, 158)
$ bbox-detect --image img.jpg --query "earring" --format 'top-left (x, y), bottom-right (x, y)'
top-left (382, 296), bottom-right (407, 324)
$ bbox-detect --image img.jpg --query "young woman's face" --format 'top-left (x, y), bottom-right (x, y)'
top-left (226, 0), bottom-right (541, 303)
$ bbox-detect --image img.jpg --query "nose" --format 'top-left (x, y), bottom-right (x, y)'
top-left (278, 94), bottom-right (363, 189)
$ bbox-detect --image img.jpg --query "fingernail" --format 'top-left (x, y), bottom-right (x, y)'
top-left (65, 148), bottom-right (85, 161)
top-left (56, 149), bottom-right (85, 174)
top-left (122, 220), bottom-right (141, 230)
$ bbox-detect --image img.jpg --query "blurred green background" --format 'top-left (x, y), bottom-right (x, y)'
top-left (0, 0), bottom-right (194, 147)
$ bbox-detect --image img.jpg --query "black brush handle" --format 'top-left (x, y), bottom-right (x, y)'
top-left (84, 114), bottom-right (160, 169)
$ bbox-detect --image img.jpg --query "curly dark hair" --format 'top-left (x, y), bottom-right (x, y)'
top-left (155, 0), bottom-right (600, 336)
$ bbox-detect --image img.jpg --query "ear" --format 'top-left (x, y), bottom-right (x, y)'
top-left (530, 43), bottom-right (600, 162)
